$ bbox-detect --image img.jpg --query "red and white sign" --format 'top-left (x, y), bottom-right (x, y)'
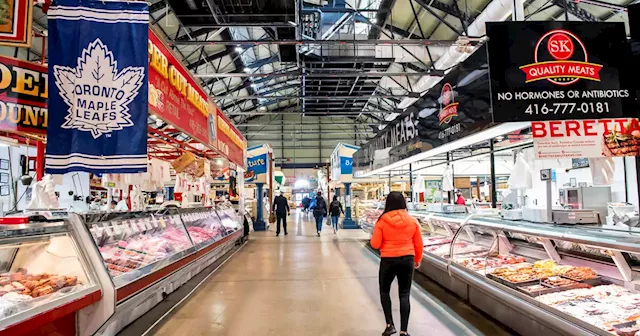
top-left (148, 29), bottom-right (213, 148)
top-left (532, 118), bottom-right (640, 159)
top-left (438, 83), bottom-right (458, 124)
top-left (216, 111), bottom-right (246, 169)
top-left (519, 30), bottom-right (602, 85)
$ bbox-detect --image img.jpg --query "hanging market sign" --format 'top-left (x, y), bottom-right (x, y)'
top-left (487, 22), bottom-right (635, 122)
top-left (532, 118), bottom-right (640, 159)
top-left (0, 56), bottom-right (48, 134)
top-left (148, 28), bottom-right (214, 147)
top-left (217, 112), bottom-right (246, 168)
top-left (245, 153), bottom-right (267, 182)
top-left (353, 45), bottom-right (492, 175)
top-left (0, 0), bottom-right (32, 48)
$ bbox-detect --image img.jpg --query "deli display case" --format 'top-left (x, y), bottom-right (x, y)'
top-left (361, 211), bottom-right (640, 336)
top-left (0, 218), bottom-right (103, 336)
top-left (79, 206), bottom-right (243, 335)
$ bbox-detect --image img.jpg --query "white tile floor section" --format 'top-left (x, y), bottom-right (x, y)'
top-left (149, 211), bottom-right (482, 336)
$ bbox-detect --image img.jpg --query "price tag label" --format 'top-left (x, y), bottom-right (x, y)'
top-left (112, 221), bottom-right (123, 236)
top-left (158, 218), bottom-right (167, 229)
top-left (128, 220), bottom-right (140, 234)
top-left (143, 218), bottom-right (153, 231)
top-left (103, 223), bottom-right (114, 237)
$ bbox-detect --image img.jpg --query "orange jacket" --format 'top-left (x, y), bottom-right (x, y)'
top-left (370, 210), bottom-right (423, 263)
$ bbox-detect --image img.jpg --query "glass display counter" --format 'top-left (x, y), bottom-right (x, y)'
top-left (0, 220), bottom-right (102, 334)
top-left (360, 210), bottom-right (640, 335)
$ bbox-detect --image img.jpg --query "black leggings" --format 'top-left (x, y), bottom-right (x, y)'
top-left (379, 255), bottom-right (414, 332)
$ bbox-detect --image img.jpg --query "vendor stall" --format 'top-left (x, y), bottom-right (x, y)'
top-left (0, 21), bottom-right (248, 335)
top-left (354, 20), bottom-right (640, 336)
top-left (330, 143), bottom-right (359, 229)
top-left (245, 144), bottom-right (273, 230)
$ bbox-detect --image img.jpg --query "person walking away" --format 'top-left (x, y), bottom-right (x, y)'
top-left (312, 191), bottom-right (328, 236)
top-left (329, 195), bottom-right (344, 234)
top-left (370, 192), bottom-right (423, 336)
top-left (272, 192), bottom-right (290, 236)
top-left (302, 195), bottom-right (311, 213)
top-left (455, 191), bottom-right (466, 205)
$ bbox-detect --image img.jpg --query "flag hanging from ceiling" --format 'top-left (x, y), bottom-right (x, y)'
top-left (46, 0), bottom-right (149, 174)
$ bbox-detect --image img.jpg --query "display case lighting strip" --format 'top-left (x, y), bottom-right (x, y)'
top-left (356, 122), bottom-right (531, 178)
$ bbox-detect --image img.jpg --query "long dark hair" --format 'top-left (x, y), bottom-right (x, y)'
top-left (382, 191), bottom-right (407, 215)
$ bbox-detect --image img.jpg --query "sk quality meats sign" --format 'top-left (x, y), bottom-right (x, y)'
top-left (532, 119), bottom-right (640, 159)
top-left (486, 22), bottom-right (635, 122)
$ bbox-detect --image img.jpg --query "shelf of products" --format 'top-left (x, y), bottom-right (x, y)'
top-left (360, 210), bottom-right (640, 336)
top-left (0, 221), bottom-right (101, 334)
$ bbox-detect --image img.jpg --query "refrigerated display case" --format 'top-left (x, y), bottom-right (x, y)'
top-left (0, 219), bottom-right (103, 335)
top-left (76, 206), bottom-right (244, 335)
top-left (361, 211), bottom-right (640, 336)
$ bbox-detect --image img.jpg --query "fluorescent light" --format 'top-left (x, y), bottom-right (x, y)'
top-left (235, 47), bottom-right (243, 52)
top-left (355, 122), bottom-right (530, 178)
top-left (258, 106), bottom-right (266, 111)
top-left (294, 179), bottom-right (310, 188)
top-left (243, 67), bottom-right (251, 73)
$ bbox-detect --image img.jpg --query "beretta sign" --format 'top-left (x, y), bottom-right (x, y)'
top-left (486, 22), bottom-right (635, 122)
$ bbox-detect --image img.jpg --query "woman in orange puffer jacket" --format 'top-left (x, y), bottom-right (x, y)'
top-left (370, 191), bottom-right (423, 336)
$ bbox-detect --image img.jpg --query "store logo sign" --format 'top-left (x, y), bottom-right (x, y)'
top-left (519, 30), bottom-right (602, 86)
top-left (438, 83), bottom-right (459, 124)
top-left (53, 39), bottom-right (145, 138)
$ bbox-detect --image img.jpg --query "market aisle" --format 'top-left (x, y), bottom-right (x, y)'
top-left (148, 211), bottom-right (481, 336)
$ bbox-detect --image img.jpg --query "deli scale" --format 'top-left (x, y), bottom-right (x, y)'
top-left (525, 169), bottom-right (600, 225)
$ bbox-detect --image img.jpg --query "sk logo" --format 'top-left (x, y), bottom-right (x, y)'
top-left (53, 39), bottom-right (145, 138)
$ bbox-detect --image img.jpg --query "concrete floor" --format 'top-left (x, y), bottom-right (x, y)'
top-left (148, 211), bottom-right (491, 336)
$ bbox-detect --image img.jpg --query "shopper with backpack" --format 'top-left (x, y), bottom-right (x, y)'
top-left (329, 195), bottom-right (344, 234)
top-left (312, 191), bottom-right (328, 236)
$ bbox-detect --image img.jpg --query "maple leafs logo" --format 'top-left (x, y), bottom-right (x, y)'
top-left (53, 38), bottom-right (145, 138)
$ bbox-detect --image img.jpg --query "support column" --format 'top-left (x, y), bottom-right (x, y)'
top-left (341, 182), bottom-right (358, 229)
top-left (490, 140), bottom-right (497, 209)
top-left (335, 187), bottom-right (341, 199)
top-left (254, 183), bottom-right (267, 231)
top-left (409, 163), bottom-right (413, 203)
top-left (36, 141), bottom-right (45, 181)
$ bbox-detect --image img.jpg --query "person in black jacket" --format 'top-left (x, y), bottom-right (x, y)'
top-left (329, 195), bottom-right (344, 234)
top-left (272, 192), bottom-right (290, 236)
top-left (312, 191), bottom-right (328, 237)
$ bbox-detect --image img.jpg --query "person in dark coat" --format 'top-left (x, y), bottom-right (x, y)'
top-left (312, 191), bottom-right (328, 237)
top-left (302, 196), bottom-right (311, 213)
top-left (272, 192), bottom-right (290, 236)
top-left (329, 195), bottom-right (344, 234)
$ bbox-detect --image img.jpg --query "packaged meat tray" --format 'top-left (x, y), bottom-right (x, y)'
top-left (423, 237), bottom-right (452, 247)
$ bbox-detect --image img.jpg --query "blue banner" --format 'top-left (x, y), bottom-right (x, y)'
top-left (246, 153), bottom-right (267, 182)
top-left (340, 157), bottom-right (353, 175)
top-left (46, 0), bottom-right (148, 174)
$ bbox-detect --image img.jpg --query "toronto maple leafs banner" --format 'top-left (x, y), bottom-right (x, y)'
top-left (46, 0), bottom-right (148, 174)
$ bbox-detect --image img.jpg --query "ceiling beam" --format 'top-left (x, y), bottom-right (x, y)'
top-left (171, 39), bottom-right (472, 46)
top-left (186, 47), bottom-right (234, 70)
top-left (413, 0), bottom-right (474, 26)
